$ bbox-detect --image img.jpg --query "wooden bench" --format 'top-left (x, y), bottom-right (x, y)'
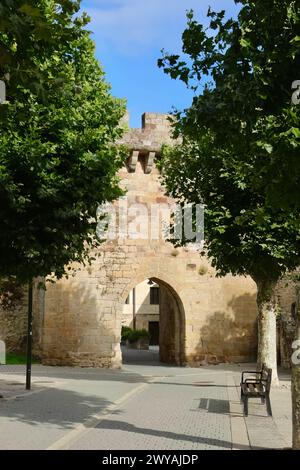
top-left (240, 364), bottom-right (272, 416)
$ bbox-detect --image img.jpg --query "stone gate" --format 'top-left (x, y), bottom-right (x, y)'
top-left (36, 113), bottom-right (258, 367)
top-left (1, 113), bottom-right (259, 367)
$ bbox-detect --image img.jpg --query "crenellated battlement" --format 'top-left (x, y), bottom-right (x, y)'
top-left (119, 112), bottom-right (175, 152)
top-left (119, 112), bottom-right (176, 174)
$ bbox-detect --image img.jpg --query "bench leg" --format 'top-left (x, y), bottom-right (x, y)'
top-left (266, 396), bottom-right (272, 416)
top-left (243, 397), bottom-right (248, 416)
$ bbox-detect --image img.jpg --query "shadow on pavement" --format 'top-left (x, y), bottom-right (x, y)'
top-left (0, 388), bottom-right (121, 429)
top-left (93, 418), bottom-right (242, 450)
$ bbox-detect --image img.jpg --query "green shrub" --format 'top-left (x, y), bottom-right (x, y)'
top-left (121, 326), bottom-right (133, 341)
top-left (121, 327), bottom-right (149, 343)
top-left (137, 329), bottom-right (149, 338)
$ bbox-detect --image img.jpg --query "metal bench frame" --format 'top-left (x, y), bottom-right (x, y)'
top-left (240, 364), bottom-right (272, 416)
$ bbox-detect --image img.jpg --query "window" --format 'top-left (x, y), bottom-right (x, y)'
top-left (150, 287), bottom-right (159, 305)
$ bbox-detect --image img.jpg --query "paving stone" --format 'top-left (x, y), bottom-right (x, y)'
top-left (0, 353), bottom-right (293, 450)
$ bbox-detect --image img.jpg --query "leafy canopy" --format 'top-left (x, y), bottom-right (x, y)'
top-left (158, 0), bottom-right (300, 210)
top-left (160, 137), bottom-right (300, 283)
top-left (0, 0), bottom-right (126, 282)
top-left (158, 0), bottom-right (300, 282)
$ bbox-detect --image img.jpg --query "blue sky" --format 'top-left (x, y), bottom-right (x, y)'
top-left (81, 1), bottom-right (239, 128)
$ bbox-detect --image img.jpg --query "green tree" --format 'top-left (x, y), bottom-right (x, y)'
top-left (0, 1), bottom-right (126, 388)
top-left (0, 0), bottom-right (126, 282)
top-left (160, 135), bottom-right (300, 381)
top-left (159, 1), bottom-right (300, 210)
top-left (158, 0), bottom-right (300, 447)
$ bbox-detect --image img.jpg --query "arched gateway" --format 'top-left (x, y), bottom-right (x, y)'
top-left (121, 274), bottom-right (186, 366)
top-left (37, 113), bottom-right (258, 368)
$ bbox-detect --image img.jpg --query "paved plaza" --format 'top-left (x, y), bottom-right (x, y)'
top-left (0, 348), bottom-right (292, 450)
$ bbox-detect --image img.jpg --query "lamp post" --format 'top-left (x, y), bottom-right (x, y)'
top-left (132, 287), bottom-right (136, 330)
top-left (26, 281), bottom-right (33, 390)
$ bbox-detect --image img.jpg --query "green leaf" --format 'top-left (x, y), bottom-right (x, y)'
top-left (18, 4), bottom-right (41, 17)
top-left (240, 38), bottom-right (251, 49)
top-left (291, 127), bottom-right (300, 139)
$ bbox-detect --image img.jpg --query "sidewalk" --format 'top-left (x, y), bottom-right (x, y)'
top-left (0, 357), bottom-right (293, 450)
top-left (227, 365), bottom-right (292, 449)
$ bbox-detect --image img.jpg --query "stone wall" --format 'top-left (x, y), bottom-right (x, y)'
top-left (38, 113), bottom-right (259, 368)
top-left (0, 280), bottom-right (45, 356)
top-left (0, 292), bottom-right (27, 353)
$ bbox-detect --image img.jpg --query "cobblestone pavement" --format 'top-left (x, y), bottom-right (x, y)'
top-left (68, 369), bottom-right (232, 450)
top-left (0, 348), bottom-right (292, 450)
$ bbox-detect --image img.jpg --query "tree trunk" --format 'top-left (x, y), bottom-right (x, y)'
top-left (292, 297), bottom-right (300, 449)
top-left (255, 278), bottom-right (279, 385)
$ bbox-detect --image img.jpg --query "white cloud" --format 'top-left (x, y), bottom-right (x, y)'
top-left (83, 0), bottom-right (238, 56)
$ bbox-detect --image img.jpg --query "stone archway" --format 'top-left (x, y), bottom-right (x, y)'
top-left (119, 274), bottom-right (186, 366)
top-left (37, 113), bottom-right (258, 369)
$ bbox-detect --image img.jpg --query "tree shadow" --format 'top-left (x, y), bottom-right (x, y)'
top-left (0, 387), bottom-right (120, 430)
top-left (0, 364), bottom-right (152, 384)
top-left (198, 293), bottom-right (258, 363)
top-left (91, 418), bottom-right (256, 450)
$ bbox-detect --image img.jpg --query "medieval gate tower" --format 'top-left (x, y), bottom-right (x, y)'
top-left (0, 113), bottom-right (259, 367)
top-left (37, 113), bottom-right (258, 368)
